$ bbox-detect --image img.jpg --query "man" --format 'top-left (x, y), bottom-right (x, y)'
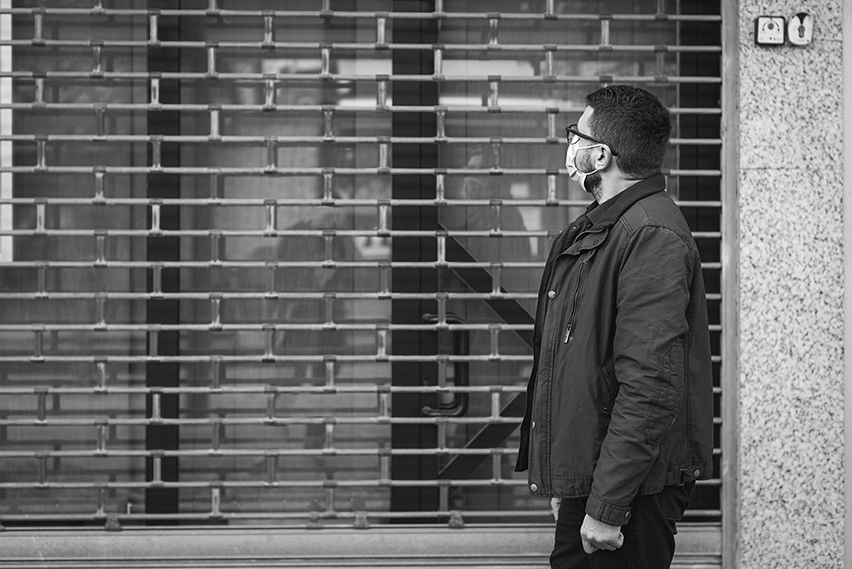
top-left (515, 85), bottom-right (714, 569)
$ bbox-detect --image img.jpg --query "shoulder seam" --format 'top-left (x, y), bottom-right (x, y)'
top-left (630, 224), bottom-right (693, 249)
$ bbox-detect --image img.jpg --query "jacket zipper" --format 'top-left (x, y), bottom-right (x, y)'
top-left (563, 250), bottom-right (593, 343)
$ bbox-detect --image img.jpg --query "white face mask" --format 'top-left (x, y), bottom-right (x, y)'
top-left (565, 141), bottom-right (603, 193)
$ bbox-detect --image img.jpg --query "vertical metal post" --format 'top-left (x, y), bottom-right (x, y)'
top-left (391, 0), bottom-right (439, 521)
top-left (843, 0), bottom-right (852, 566)
top-left (720, 0), bottom-right (740, 567)
top-left (146, 0), bottom-right (180, 522)
top-left (0, 0), bottom-right (10, 264)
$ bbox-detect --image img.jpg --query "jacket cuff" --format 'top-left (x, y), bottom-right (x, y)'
top-left (585, 492), bottom-right (632, 527)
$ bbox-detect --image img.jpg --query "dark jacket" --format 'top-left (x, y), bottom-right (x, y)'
top-left (515, 174), bottom-right (714, 526)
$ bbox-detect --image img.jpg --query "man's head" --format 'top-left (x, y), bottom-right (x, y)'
top-left (582, 85), bottom-right (672, 179)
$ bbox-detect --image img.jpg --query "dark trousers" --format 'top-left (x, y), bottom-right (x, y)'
top-left (551, 483), bottom-right (694, 569)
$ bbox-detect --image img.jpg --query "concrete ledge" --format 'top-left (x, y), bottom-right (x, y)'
top-left (0, 523), bottom-right (721, 568)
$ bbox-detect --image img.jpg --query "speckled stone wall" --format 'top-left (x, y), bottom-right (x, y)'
top-left (737, 1), bottom-right (845, 567)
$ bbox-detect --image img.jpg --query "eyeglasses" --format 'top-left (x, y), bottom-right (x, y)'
top-left (565, 124), bottom-right (619, 156)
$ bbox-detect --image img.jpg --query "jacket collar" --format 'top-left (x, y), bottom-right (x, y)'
top-left (586, 173), bottom-right (667, 230)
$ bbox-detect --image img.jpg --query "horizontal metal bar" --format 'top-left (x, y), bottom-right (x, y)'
top-left (0, 41), bottom-right (722, 54)
top-left (0, 512), bottom-right (721, 529)
top-left (0, 386), bottom-right (528, 396)
top-left (0, 489), bottom-right (723, 511)
top-left (0, 482), bottom-right (514, 498)
top-left (0, 448), bottom-right (521, 459)
top-left (0, 444), bottom-right (723, 456)
top-left (0, 412), bottom-right (520, 422)
top-left (0, 135), bottom-right (723, 146)
top-left (0, 8), bottom-right (723, 22)
top-left (0, 167), bottom-right (724, 176)
top-left (0, 443), bottom-right (721, 460)
top-left (0, 415), bottom-right (724, 429)
top-left (0, 293), bottom-right (540, 302)
top-left (0, 478), bottom-right (720, 492)
top-left (0, 103), bottom-right (723, 115)
top-left (0, 355), bottom-right (536, 363)
top-left (0, 385), bottom-right (727, 396)
top-left (0, 260), bottom-right (554, 269)
top-left (0, 355), bottom-right (723, 365)
top-left (0, 229), bottom-right (724, 239)
top-left (0, 324), bottom-right (723, 333)
top-left (0, 45), bottom-right (722, 57)
top-left (0, 292), bottom-right (723, 302)
top-left (0, 324), bottom-right (536, 332)
top-left (0, 198), bottom-right (724, 209)
top-left (2, 229), bottom-right (552, 238)
top-left (0, 513), bottom-right (548, 527)
top-left (0, 439), bottom-right (724, 454)
top-left (0, 261), bottom-right (724, 270)
top-left (0, 72), bottom-right (723, 84)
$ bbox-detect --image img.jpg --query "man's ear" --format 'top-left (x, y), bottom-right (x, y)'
top-left (594, 146), bottom-right (613, 170)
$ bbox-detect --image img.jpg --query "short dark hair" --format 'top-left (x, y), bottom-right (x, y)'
top-left (585, 85), bottom-right (671, 178)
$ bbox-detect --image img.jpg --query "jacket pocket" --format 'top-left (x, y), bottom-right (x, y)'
top-left (601, 363), bottom-right (619, 413)
top-left (642, 338), bottom-right (685, 446)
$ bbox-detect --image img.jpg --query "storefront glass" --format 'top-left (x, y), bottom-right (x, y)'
top-left (0, 0), bottom-right (722, 529)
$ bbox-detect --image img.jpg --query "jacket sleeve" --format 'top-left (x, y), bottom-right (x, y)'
top-left (585, 225), bottom-right (693, 526)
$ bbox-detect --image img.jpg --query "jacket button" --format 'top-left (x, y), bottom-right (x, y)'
top-left (624, 511), bottom-right (631, 521)
top-left (532, 421), bottom-right (536, 430)
top-left (693, 468), bottom-right (702, 478)
top-left (530, 483), bottom-right (538, 492)
top-left (547, 290), bottom-right (556, 299)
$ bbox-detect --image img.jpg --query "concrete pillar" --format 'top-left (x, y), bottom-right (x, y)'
top-left (737, 1), bottom-right (845, 567)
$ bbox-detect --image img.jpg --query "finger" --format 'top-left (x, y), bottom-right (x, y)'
top-left (581, 537), bottom-right (597, 555)
top-left (582, 531), bottom-right (616, 552)
top-left (599, 533), bottom-right (624, 551)
top-left (594, 540), bottom-right (616, 552)
top-left (550, 499), bottom-right (561, 521)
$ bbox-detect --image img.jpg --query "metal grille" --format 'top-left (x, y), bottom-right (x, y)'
top-left (0, 0), bottom-right (723, 530)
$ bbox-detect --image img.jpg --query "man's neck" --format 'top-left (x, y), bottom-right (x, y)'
top-left (593, 175), bottom-right (644, 203)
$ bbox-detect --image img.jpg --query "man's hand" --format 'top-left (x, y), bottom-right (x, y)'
top-left (580, 514), bottom-right (624, 554)
top-left (550, 497), bottom-right (562, 521)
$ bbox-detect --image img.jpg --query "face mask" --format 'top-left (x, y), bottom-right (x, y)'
top-left (565, 141), bottom-right (603, 193)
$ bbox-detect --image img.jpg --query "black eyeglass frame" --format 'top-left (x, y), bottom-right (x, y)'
top-left (565, 124), bottom-right (619, 157)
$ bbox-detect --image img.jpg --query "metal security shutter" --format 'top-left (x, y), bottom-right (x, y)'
top-left (0, 1), bottom-right (728, 566)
